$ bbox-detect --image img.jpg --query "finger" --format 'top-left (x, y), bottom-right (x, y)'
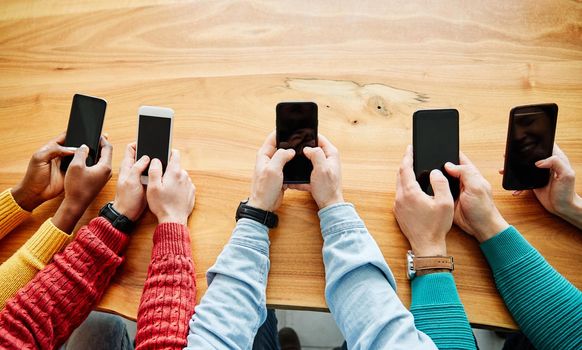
top-left (129, 155), bottom-right (150, 178)
top-left (318, 134), bottom-right (339, 157)
top-left (70, 144), bottom-right (89, 168)
top-left (97, 136), bottom-right (113, 166)
top-left (458, 151), bottom-right (476, 167)
top-left (52, 132), bottom-right (67, 145)
top-left (35, 143), bottom-right (76, 162)
top-left (399, 145), bottom-right (420, 190)
top-left (303, 147), bottom-right (326, 168)
top-left (257, 131), bottom-right (278, 166)
top-left (148, 158), bottom-right (163, 185)
top-left (535, 155), bottom-right (573, 178)
top-left (121, 143), bottom-right (137, 171)
top-left (430, 169), bottom-right (453, 203)
top-left (269, 148), bottom-right (296, 170)
top-left (166, 149), bottom-right (181, 174)
top-left (498, 168), bottom-right (504, 175)
top-left (445, 162), bottom-right (486, 190)
top-left (512, 190), bottom-right (523, 196)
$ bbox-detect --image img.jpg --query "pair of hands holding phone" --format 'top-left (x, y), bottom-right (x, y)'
top-left (247, 131), bottom-right (344, 213)
top-left (12, 133), bottom-right (194, 233)
top-left (394, 143), bottom-right (581, 257)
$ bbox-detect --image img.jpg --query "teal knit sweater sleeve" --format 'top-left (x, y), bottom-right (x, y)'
top-left (410, 273), bottom-right (477, 350)
top-left (480, 226), bottom-right (582, 350)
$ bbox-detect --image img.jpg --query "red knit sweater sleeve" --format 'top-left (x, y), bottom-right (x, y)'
top-left (135, 223), bottom-right (196, 350)
top-left (0, 217), bottom-right (128, 350)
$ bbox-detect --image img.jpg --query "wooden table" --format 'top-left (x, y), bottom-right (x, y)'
top-left (1, 0), bottom-right (581, 330)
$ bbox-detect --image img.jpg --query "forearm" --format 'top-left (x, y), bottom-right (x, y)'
top-left (186, 219), bottom-right (270, 350)
top-left (320, 203), bottom-right (436, 350)
top-left (0, 218), bottom-right (71, 310)
top-left (0, 189), bottom-right (31, 239)
top-left (481, 226), bottom-right (582, 350)
top-left (136, 223), bottom-right (196, 350)
top-left (0, 217), bottom-right (127, 349)
top-left (410, 273), bottom-right (476, 350)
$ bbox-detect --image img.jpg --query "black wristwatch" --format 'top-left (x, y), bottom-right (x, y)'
top-left (99, 202), bottom-right (135, 234)
top-left (235, 199), bottom-right (278, 228)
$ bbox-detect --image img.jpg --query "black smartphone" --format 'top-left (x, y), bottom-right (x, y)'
top-left (60, 94), bottom-right (107, 171)
top-left (413, 109), bottom-right (460, 199)
top-left (502, 103), bottom-right (558, 190)
top-left (136, 106), bottom-right (174, 185)
top-left (276, 102), bottom-right (318, 184)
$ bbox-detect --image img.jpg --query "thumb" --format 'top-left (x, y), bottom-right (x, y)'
top-left (535, 155), bottom-right (571, 178)
top-left (444, 162), bottom-right (462, 178)
top-left (70, 145), bottom-right (89, 167)
top-left (36, 144), bottom-right (76, 163)
top-left (430, 169), bottom-right (453, 202)
top-left (148, 158), bottom-right (163, 186)
top-left (303, 147), bottom-right (326, 167)
top-left (270, 148), bottom-right (295, 170)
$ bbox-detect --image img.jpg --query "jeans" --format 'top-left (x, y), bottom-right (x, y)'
top-left (61, 311), bottom-right (133, 350)
top-left (252, 309), bottom-right (281, 350)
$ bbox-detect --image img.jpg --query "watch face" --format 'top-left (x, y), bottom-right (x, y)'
top-left (406, 250), bottom-right (415, 280)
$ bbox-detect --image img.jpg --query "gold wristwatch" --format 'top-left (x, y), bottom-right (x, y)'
top-left (407, 250), bottom-right (454, 280)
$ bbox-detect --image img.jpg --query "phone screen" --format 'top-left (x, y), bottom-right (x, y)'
top-left (276, 102), bottom-right (318, 184)
top-left (61, 94), bottom-right (107, 171)
top-left (502, 104), bottom-right (557, 190)
top-left (137, 115), bottom-right (172, 176)
top-left (413, 109), bottom-right (460, 199)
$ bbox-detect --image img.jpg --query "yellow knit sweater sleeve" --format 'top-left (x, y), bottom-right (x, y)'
top-left (0, 188), bottom-right (31, 240)
top-left (0, 218), bottom-right (72, 310)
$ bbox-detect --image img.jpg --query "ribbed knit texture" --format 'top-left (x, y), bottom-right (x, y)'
top-left (0, 217), bottom-right (128, 349)
top-left (481, 226), bottom-right (582, 350)
top-left (410, 273), bottom-right (476, 350)
top-left (0, 188), bottom-right (30, 240)
top-left (135, 222), bottom-right (196, 350)
top-left (0, 218), bottom-right (71, 310)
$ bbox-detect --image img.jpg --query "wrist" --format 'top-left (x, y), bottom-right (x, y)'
top-left (112, 200), bottom-right (139, 222)
top-left (11, 185), bottom-right (41, 212)
top-left (560, 195), bottom-right (582, 228)
top-left (474, 212), bottom-right (510, 243)
top-left (411, 243), bottom-right (447, 257)
top-left (52, 199), bottom-right (86, 233)
top-left (317, 193), bottom-right (345, 210)
top-left (157, 215), bottom-right (188, 226)
top-left (247, 197), bottom-right (273, 212)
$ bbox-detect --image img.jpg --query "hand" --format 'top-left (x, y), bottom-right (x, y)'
top-left (112, 143), bottom-right (150, 221)
top-left (445, 153), bottom-right (509, 243)
top-left (52, 137), bottom-right (113, 233)
top-left (532, 144), bottom-right (582, 228)
top-left (289, 134), bottom-right (344, 209)
top-left (247, 131), bottom-right (295, 212)
top-left (147, 150), bottom-right (195, 225)
top-left (394, 145), bottom-right (453, 256)
top-left (11, 133), bottom-right (76, 211)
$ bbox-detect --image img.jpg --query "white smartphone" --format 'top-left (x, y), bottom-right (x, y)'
top-left (136, 105), bottom-right (174, 185)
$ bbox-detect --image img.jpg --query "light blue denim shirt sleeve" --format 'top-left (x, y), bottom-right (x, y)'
top-left (185, 218), bottom-right (270, 350)
top-left (319, 203), bottom-right (437, 350)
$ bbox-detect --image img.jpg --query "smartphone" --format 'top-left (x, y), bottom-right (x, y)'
top-left (413, 109), bottom-right (460, 199)
top-left (502, 103), bottom-right (558, 190)
top-left (136, 106), bottom-right (174, 185)
top-left (60, 94), bottom-right (107, 171)
top-left (276, 102), bottom-right (318, 184)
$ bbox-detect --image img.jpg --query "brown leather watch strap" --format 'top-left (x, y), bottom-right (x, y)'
top-left (413, 256), bottom-right (454, 272)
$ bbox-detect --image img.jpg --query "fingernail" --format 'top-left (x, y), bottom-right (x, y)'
top-left (535, 160), bottom-right (543, 166)
top-left (140, 155), bottom-right (149, 162)
top-left (80, 144), bottom-right (89, 151)
top-left (65, 147), bottom-right (78, 152)
top-left (431, 169), bottom-right (443, 176)
top-left (151, 158), bottom-right (161, 168)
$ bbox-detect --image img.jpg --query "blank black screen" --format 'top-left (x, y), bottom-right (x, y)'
top-left (413, 109), bottom-right (460, 199)
top-left (276, 102), bottom-right (318, 183)
top-left (503, 104), bottom-right (557, 190)
top-left (61, 94), bottom-right (106, 170)
top-left (137, 115), bottom-right (172, 176)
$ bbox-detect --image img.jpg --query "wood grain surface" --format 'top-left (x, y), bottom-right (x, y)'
top-left (0, 0), bottom-right (581, 330)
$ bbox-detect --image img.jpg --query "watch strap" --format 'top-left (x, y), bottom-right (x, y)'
top-left (413, 256), bottom-right (454, 272)
top-left (236, 201), bottom-right (278, 228)
top-left (99, 202), bottom-right (135, 234)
